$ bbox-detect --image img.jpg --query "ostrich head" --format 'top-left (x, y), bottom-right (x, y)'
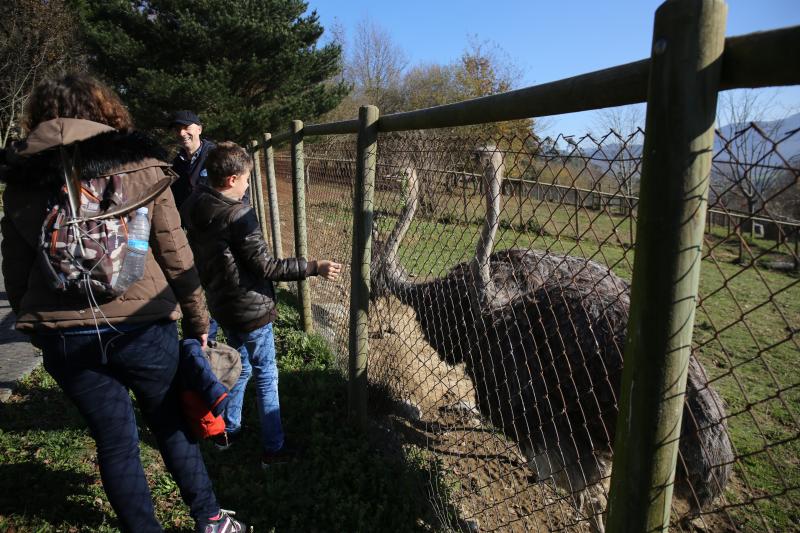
top-left (472, 142), bottom-right (505, 172)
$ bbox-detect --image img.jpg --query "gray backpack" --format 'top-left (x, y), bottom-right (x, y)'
top-left (205, 340), bottom-right (242, 390)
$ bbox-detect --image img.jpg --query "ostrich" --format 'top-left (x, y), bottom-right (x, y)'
top-left (371, 146), bottom-right (733, 531)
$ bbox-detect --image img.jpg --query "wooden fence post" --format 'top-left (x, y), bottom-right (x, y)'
top-left (263, 133), bottom-right (287, 290)
top-left (249, 141), bottom-right (270, 242)
top-left (348, 105), bottom-right (379, 429)
top-left (606, 1), bottom-right (727, 531)
top-left (290, 120), bottom-right (313, 333)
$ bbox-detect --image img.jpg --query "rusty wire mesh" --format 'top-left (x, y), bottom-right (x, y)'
top-left (686, 122), bottom-right (800, 532)
top-left (264, 122), bottom-right (799, 532)
top-left (270, 137), bottom-right (358, 367)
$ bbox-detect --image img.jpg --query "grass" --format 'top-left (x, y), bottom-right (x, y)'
top-left (0, 291), bottom-right (451, 532)
top-left (311, 183), bottom-right (800, 532)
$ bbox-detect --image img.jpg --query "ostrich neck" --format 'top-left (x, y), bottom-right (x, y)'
top-left (470, 155), bottom-right (502, 310)
top-left (386, 168), bottom-right (419, 274)
top-left (385, 168), bottom-right (419, 268)
top-left (382, 167), bottom-right (420, 305)
top-left (385, 201), bottom-right (416, 271)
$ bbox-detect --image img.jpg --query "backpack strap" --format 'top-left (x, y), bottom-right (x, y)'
top-left (60, 145), bottom-right (83, 217)
top-left (60, 145), bottom-right (86, 256)
top-left (80, 175), bottom-right (173, 221)
top-left (58, 140), bottom-right (175, 223)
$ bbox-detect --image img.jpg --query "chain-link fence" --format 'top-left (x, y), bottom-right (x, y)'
top-left (257, 120), bottom-right (798, 531)
top-left (691, 123), bottom-right (799, 532)
top-left (270, 138), bottom-right (358, 366)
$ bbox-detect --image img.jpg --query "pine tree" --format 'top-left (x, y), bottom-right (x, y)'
top-left (73, 0), bottom-right (347, 142)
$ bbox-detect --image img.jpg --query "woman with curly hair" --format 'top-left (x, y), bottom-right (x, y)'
top-left (1, 74), bottom-right (249, 533)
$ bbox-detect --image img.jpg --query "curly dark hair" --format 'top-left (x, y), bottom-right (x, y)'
top-left (24, 74), bottom-right (134, 132)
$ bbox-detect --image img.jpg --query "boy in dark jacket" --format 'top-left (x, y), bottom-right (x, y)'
top-left (180, 142), bottom-right (341, 467)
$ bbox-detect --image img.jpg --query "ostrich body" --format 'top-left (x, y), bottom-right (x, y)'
top-left (371, 148), bottom-right (732, 529)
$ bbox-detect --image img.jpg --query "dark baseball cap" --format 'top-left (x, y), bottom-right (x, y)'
top-left (170, 110), bottom-right (202, 127)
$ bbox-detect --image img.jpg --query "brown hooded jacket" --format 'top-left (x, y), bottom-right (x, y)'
top-left (0, 118), bottom-right (208, 337)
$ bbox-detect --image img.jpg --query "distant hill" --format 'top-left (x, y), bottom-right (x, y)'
top-left (715, 112), bottom-right (800, 164)
top-left (571, 112), bottom-right (800, 170)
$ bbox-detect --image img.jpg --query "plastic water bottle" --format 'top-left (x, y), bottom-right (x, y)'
top-left (116, 207), bottom-right (150, 291)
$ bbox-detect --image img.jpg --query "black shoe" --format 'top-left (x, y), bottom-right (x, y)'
top-left (261, 441), bottom-right (302, 469)
top-left (212, 431), bottom-right (241, 451)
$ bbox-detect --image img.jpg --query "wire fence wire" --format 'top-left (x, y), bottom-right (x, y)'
top-left (271, 137), bottom-right (358, 368)
top-left (265, 123), bottom-right (799, 532)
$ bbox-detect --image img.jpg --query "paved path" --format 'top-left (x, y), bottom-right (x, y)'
top-left (0, 235), bottom-right (42, 402)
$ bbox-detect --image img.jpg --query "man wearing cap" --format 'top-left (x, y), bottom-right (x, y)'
top-left (171, 110), bottom-right (221, 341)
top-left (170, 110), bottom-right (216, 210)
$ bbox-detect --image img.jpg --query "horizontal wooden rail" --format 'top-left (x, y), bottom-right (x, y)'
top-left (269, 120), bottom-right (360, 144)
top-left (720, 26), bottom-right (800, 90)
top-left (306, 119), bottom-right (359, 136)
top-left (379, 58), bottom-right (651, 132)
top-left (263, 26), bottom-right (799, 142)
top-left (270, 131), bottom-right (292, 144)
top-left (706, 208), bottom-right (800, 228)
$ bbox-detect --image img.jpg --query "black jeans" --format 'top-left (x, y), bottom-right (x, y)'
top-left (35, 320), bottom-right (218, 532)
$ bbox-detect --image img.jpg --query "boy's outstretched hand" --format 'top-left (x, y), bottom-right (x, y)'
top-left (309, 259), bottom-right (342, 281)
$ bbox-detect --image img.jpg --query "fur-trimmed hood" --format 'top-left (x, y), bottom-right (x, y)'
top-left (1, 118), bottom-right (208, 338)
top-left (1, 118), bottom-right (169, 187)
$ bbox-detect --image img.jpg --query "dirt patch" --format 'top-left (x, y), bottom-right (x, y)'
top-left (368, 298), bottom-right (594, 533)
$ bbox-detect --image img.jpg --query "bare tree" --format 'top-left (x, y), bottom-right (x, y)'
top-left (323, 18), bottom-right (349, 86)
top-left (316, 19), bottom-right (359, 123)
top-left (319, 17), bottom-right (408, 122)
top-left (455, 36), bottom-right (521, 98)
top-left (714, 90), bottom-right (796, 262)
top-left (592, 104), bottom-right (645, 197)
top-left (0, 0), bottom-right (85, 147)
top-left (452, 37), bottom-right (537, 177)
top-left (593, 104), bottom-right (645, 137)
top-left (347, 18), bottom-right (408, 112)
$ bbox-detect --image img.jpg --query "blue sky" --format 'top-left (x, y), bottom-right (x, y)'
top-left (308, 0), bottom-right (800, 137)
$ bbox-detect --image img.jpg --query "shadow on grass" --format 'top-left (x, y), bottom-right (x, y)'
top-left (0, 288), bottom-right (461, 531)
top-left (0, 462), bottom-right (109, 529)
top-left (0, 369), bottom-right (85, 432)
top-left (0, 366), bottom-right (453, 532)
top-left (0, 368), bottom-right (119, 530)
top-left (200, 367), bottom-right (456, 532)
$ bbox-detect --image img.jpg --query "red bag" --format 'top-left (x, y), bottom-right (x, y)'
top-left (181, 390), bottom-right (228, 439)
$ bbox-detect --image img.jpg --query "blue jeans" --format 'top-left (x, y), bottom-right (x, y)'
top-left (224, 323), bottom-right (284, 453)
top-left (34, 321), bottom-right (219, 533)
top-left (208, 317), bottom-right (219, 343)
